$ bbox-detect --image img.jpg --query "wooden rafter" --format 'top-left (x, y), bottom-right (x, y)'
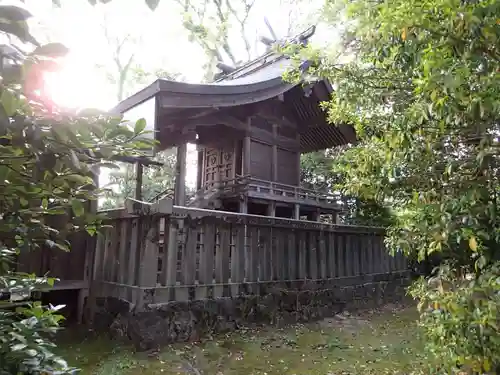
top-left (250, 99), bottom-right (298, 129)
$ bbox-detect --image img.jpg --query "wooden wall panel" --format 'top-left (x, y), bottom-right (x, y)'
top-left (277, 148), bottom-right (299, 185)
top-left (250, 140), bottom-right (272, 180)
top-left (16, 230), bottom-right (88, 281)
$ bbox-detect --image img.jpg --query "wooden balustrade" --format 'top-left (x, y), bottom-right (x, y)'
top-left (92, 205), bottom-right (407, 310)
top-left (161, 175), bottom-right (343, 210)
top-left (244, 177), bottom-right (341, 206)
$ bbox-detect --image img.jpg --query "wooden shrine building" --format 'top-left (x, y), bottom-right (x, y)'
top-left (113, 26), bottom-right (356, 221)
top-left (5, 27), bottom-right (412, 330)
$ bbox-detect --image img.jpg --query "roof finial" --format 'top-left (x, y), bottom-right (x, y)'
top-left (259, 36), bottom-right (275, 46)
top-left (298, 25), bottom-right (316, 45)
top-left (216, 62), bottom-right (236, 74)
top-left (259, 17), bottom-right (278, 50)
top-left (264, 17), bottom-right (278, 41)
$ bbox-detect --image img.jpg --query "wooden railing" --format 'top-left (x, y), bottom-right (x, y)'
top-left (187, 175), bottom-right (247, 207)
top-left (92, 205), bottom-right (407, 310)
top-left (245, 177), bottom-right (341, 206)
top-left (185, 175), bottom-right (342, 208)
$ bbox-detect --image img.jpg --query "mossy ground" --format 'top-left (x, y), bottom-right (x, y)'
top-left (57, 304), bottom-right (426, 375)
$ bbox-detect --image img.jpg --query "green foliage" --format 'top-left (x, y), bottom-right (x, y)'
top-left (0, 4), bottom-right (153, 373)
top-left (409, 263), bottom-right (500, 373)
top-left (300, 149), bottom-right (340, 192)
top-left (100, 149), bottom-right (177, 209)
top-left (340, 198), bottom-right (395, 227)
top-left (300, 148), bottom-right (394, 226)
top-left (292, 0), bottom-right (500, 372)
top-left (0, 302), bottom-right (72, 375)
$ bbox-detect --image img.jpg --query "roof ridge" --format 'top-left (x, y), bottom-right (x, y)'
top-left (213, 25), bottom-right (316, 83)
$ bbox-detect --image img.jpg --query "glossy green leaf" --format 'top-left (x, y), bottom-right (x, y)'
top-left (71, 199), bottom-right (84, 217)
top-left (134, 118), bottom-right (147, 134)
top-left (0, 88), bottom-right (18, 116)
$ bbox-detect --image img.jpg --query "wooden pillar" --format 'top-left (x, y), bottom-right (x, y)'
top-left (196, 147), bottom-right (203, 190)
top-left (243, 136), bottom-right (251, 175)
top-left (242, 117), bottom-right (251, 176)
top-left (294, 204), bottom-right (300, 220)
top-left (239, 196), bottom-right (248, 213)
top-left (312, 208), bottom-right (321, 222)
top-left (272, 123), bottom-right (278, 182)
top-left (135, 161), bottom-right (143, 200)
top-left (231, 142), bottom-right (237, 180)
top-left (296, 134), bottom-right (301, 186)
top-left (335, 213), bottom-right (341, 224)
top-left (174, 143), bottom-right (187, 206)
top-left (267, 201), bottom-right (276, 217)
top-left (241, 118), bottom-right (252, 215)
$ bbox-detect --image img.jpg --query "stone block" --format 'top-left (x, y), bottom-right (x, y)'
top-left (94, 275), bottom-right (410, 351)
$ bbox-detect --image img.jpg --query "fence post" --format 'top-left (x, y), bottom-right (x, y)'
top-left (138, 219), bottom-right (160, 287)
top-left (124, 198), bottom-right (173, 310)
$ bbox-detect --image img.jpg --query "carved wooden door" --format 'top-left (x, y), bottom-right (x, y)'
top-left (203, 148), bottom-right (234, 189)
top-left (219, 150), bottom-right (234, 181)
top-left (204, 148), bottom-right (219, 189)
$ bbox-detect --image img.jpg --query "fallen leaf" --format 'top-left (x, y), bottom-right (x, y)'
top-left (401, 27), bottom-right (407, 40)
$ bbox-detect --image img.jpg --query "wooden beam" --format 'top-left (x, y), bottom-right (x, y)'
top-left (174, 143), bottom-right (187, 206)
top-left (243, 117), bottom-right (251, 175)
top-left (167, 108), bottom-right (219, 122)
top-left (124, 197), bottom-right (173, 215)
top-left (272, 123), bottom-right (278, 182)
top-left (250, 128), bottom-right (299, 151)
top-left (183, 113), bottom-right (248, 131)
top-left (112, 155), bottom-right (163, 167)
top-left (253, 100), bottom-right (298, 129)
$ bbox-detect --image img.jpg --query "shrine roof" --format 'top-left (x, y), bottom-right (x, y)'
top-left (113, 74), bottom-right (294, 112)
top-left (112, 27), bottom-right (313, 113)
top-left (112, 26), bottom-right (356, 152)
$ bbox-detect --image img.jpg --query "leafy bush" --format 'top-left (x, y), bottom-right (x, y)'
top-left (300, 146), bottom-right (395, 227)
top-left (0, 4), bottom-right (152, 373)
top-left (290, 0), bottom-right (500, 372)
top-left (410, 263), bottom-right (500, 374)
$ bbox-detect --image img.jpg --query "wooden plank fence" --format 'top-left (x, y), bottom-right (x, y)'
top-left (92, 206), bottom-right (407, 310)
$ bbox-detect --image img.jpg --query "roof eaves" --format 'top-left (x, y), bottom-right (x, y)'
top-left (111, 80), bottom-right (162, 114)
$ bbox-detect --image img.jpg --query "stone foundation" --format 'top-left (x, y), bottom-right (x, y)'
top-left (93, 272), bottom-right (411, 350)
